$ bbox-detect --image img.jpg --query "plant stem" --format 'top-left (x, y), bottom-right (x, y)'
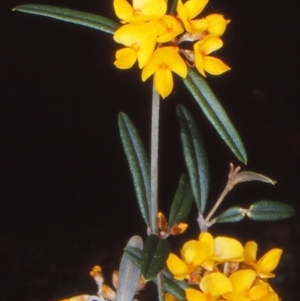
top-left (151, 84), bottom-right (165, 301)
top-left (150, 83), bottom-right (160, 235)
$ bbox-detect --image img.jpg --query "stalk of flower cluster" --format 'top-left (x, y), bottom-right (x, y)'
top-left (150, 82), bottom-right (160, 235)
top-left (150, 82), bottom-right (166, 301)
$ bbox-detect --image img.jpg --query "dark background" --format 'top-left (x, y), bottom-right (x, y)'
top-left (1, 1), bottom-right (299, 300)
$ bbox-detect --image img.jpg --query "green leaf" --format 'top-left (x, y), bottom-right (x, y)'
top-left (141, 235), bottom-right (170, 282)
top-left (13, 4), bottom-right (119, 34)
top-left (125, 247), bottom-right (187, 301)
top-left (214, 206), bottom-right (245, 223)
top-left (182, 68), bottom-right (247, 163)
top-left (117, 236), bottom-right (143, 301)
top-left (176, 104), bottom-right (209, 213)
top-left (124, 246), bottom-right (142, 268)
top-left (163, 276), bottom-right (187, 301)
top-left (118, 113), bottom-right (151, 227)
top-left (247, 200), bottom-right (295, 221)
top-left (168, 173), bottom-right (193, 230)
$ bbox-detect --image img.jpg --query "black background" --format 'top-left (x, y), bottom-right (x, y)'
top-left (1, 1), bottom-right (299, 300)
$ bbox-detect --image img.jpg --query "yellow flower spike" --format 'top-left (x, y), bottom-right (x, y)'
top-left (205, 14), bottom-right (230, 37)
top-left (114, 0), bottom-right (167, 23)
top-left (114, 22), bottom-right (157, 69)
top-left (200, 272), bottom-right (232, 299)
top-left (213, 236), bottom-right (244, 262)
top-left (142, 46), bottom-right (187, 99)
top-left (194, 36), bottom-right (231, 77)
top-left (223, 269), bottom-right (256, 301)
top-left (186, 288), bottom-right (207, 301)
top-left (244, 241), bottom-right (283, 278)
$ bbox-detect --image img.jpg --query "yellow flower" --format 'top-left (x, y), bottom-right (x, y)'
top-left (154, 15), bottom-right (184, 43)
top-left (114, 22), bottom-right (157, 69)
top-left (194, 36), bottom-right (231, 77)
top-left (186, 272), bottom-right (232, 301)
top-left (224, 270), bottom-right (279, 301)
top-left (177, 0), bottom-right (209, 33)
top-left (205, 14), bottom-right (230, 37)
top-left (113, 0), bottom-right (167, 23)
top-left (142, 46), bottom-right (187, 99)
top-left (166, 239), bottom-right (210, 280)
top-left (198, 232), bottom-right (244, 271)
top-left (244, 241), bottom-right (283, 278)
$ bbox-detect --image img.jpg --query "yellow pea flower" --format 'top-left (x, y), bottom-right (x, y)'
top-left (205, 14), bottom-right (230, 37)
top-left (177, 0), bottom-right (209, 33)
top-left (224, 269), bottom-right (279, 301)
top-left (155, 15), bottom-right (184, 43)
top-left (223, 269), bottom-right (256, 301)
top-left (142, 46), bottom-right (187, 99)
top-left (186, 272), bottom-right (232, 301)
top-left (114, 22), bottom-right (157, 69)
top-left (113, 0), bottom-right (167, 23)
top-left (244, 241), bottom-right (283, 278)
top-left (198, 232), bottom-right (244, 271)
top-left (166, 239), bottom-right (210, 280)
top-left (194, 36), bottom-right (231, 77)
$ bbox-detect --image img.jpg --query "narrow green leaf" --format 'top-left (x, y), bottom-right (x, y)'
top-left (182, 68), bottom-right (247, 163)
top-left (247, 200), bottom-right (295, 221)
top-left (117, 236), bottom-right (143, 301)
top-left (176, 104), bottom-right (209, 213)
top-left (168, 173), bottom-right (193, 229)
top-left (13, 4), bottom-right (119, 34)
top-left (232, 171), bottom-right (276, 186)
top-left (124, 246), bottom-right (142, 268)
top-left (125, 247), bottom-right (187, 301)
top-left (141, 235), bottom-right (170, 282)
top-left (118, 113), bottom-right (151, 227)
top-left (214, 206), bottom-right (245, 223)
top-left (163, 276), bottom-right (187, 301)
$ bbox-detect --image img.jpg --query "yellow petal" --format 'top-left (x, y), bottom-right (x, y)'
top-left (156, 15), bottom-right (184, 43)
top-left (249, 283), bottom-right (271, 300)
top-left (257, 248), bottom-right (283, 273)
top-left (181, 240), bottom-right (209, 266)
top-left (114, 48), bottom-right (137, 69)
top-left (113, 0), bottom-right (134, 20)
top-left (186, 288), bottom-right (206, 301)
top-left (181, 0), bottom-right (208, 20)
top-left (154, 64), bottom-right (173, 98)
top-left (206, 14), bottom-right (228, 36)
top-left (244, 241), bottom-right (258, 264)
top-left (166, 253), bottom-right (188, 280)
top-left (203, 56), bottom-right (231, 75)
top-left (214, 237), bottom-right (244, 262)
top-left (229, 269), bottom-right (256, 293)
top-left (194, 36), bottom-right (223, 55)
top-left (114, 23), bottom-right (157, 68)
top-left (165, 293), bottom-right (179, 301)
top-left (133, 0), bottom-right (167, 18)
top-left (200, 272), bottom-right (232, 296)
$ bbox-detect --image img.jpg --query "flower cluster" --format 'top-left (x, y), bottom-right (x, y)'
top-left (113, 0), bottom-right (230, 98)
top-left (167, 232), bottom-right (282, 301)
